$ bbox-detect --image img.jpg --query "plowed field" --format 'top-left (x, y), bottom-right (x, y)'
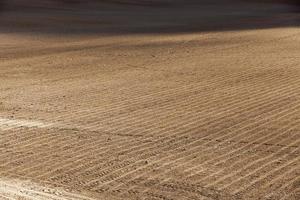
top-left (0, 1), bottom-right (299, 199)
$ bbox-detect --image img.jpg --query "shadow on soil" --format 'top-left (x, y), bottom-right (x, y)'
top-left (0, 0), bottom-right (299, 36)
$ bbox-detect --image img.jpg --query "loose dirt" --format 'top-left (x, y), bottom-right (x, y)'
top-left (0, 1), bottom-right (299, 199)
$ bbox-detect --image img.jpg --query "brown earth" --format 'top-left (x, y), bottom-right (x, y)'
top-left (0, 0), bottom-right (299, 199)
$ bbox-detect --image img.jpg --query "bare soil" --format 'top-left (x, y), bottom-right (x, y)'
top-left (0, 1), bottom-right (299, 199)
